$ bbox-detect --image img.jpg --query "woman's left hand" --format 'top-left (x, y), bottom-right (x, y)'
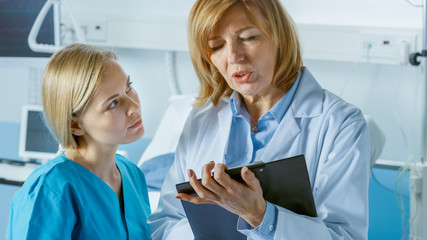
top-left (176, 161), bottom-right (267, 228)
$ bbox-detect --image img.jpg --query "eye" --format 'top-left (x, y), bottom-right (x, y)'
top-left (210, 45), bottom-right (223, 52)
top-left (241, 35), bottom-right (257, 41)
top-left (108, 99), bottom-right (119, 109)
top-left (126, 80), bottom-right (133, 93)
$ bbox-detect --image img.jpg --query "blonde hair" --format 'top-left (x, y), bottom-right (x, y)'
top-left (188, 0), bottom-right (302, 107)
top-left (42, 44), bottom-right (116, 149)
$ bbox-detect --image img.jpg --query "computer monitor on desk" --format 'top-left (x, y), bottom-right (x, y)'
top-left (0, 106), bottom-right (58, 186)
top-left (18, 105), bottom-right (59, 163)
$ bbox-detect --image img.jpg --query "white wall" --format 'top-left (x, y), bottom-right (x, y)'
top-left (66, 0), bottom-right (195, 19)
top-left (0, 0), bottom-right (425, 162)
top-left (0, 66), bottom-right (33, 123)
top-left (284, 0), bottom-right (422, 28)
top-left (64, 0), bottom-right (423, 29)
top-left (304, 59), bottom-right (424, 162)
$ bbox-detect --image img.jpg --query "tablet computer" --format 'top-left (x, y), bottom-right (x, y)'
top-left (176, 155), bottom-right (317, 239)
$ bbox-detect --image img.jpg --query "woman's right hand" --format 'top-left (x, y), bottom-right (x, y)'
top-left (176, 161), bottom-right (267, 228)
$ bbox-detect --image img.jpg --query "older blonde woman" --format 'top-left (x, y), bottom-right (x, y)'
top-left (8, 44), bottom-right (151, 239)
top-left (149, 0), bottom-right (370, 239)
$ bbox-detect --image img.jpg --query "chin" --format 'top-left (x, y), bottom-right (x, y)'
top-left (238, 90), bottom-right (259, 98)
top-left (134, 126), bottom-right (145, 140)
top-left (124, 126), bottom-right (145, 144)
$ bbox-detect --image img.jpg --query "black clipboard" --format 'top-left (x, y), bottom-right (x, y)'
top-left (175, 155), bottom-right (317, 240)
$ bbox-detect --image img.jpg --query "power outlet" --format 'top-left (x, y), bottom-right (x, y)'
top-left (80, 19), bottom-right (107, 42)
top-left (361, 32), bottom-right (416, 65)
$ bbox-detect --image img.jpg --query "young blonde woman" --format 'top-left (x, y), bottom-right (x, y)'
top-left (8, 44), bottom-right (151, 239)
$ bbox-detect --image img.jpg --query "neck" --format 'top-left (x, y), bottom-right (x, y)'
top-left (67, 136), bottom-right (123, 206)
top-left (242, 88), bottom-right (286, 122)
top-left (65, 141), bottom-right (119, 185)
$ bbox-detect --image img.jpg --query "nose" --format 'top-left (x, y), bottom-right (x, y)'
top-left (227, 42), bottom-right (244, 64)
top-left (126, 94), bottom-right (141, 117)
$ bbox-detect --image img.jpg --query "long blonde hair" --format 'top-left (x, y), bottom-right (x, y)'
top-left (188, 0), bottom-right (302, 107)
top-left (42, 44), bottom-right (116, 149)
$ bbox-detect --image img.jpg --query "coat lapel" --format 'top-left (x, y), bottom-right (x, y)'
top-left (261, 109), bottom-right (300, 162)
top-left (261, 67), bottom-right (323, 162)
top-left (217, 100), bottom-right (232, 165)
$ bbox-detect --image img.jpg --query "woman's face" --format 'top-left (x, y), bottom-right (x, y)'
top-left (208, 5), bottom-right (277, 99)
top-left (77, 59), bottom-right (144, 148)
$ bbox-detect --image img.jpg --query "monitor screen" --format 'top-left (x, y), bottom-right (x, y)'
top-left (19, 105), bottom-right (59, 162)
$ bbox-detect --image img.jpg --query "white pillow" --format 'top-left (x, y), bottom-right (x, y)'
top-left (364, 115), bottom-right (386, 168)
top-left (137, 94), bottom-right (195, 167)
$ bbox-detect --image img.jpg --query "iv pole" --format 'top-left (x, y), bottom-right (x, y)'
top-left (407, 0), bottom-right (427, 166)
top-left (409, 0), bottom-right (427, 65)
top-left (409, 1), bottom-right (427, 239)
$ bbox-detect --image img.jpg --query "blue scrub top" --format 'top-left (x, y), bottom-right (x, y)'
top-left (8, 153), bottom-right (151, 240)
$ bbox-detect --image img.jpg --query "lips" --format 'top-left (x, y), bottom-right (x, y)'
top-left (232, 71), bottom-right (252, 83)
top-left (129, 118), bottom-right (142, 128)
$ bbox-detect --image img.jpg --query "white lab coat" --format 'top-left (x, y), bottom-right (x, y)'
top-left (148, 67), bottom-right (370, 240)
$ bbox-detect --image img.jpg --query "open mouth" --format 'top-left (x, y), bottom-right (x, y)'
top-left (232, 71), bottom-right (252, 83)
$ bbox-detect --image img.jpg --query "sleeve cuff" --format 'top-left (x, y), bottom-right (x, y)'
top-left (237, 201), bottom-right (277, 240)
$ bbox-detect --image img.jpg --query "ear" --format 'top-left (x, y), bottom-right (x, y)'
top-left (70, 116), bottom-right (85, 136)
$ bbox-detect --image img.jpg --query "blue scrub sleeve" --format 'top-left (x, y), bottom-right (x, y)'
top-left (8, 185), bottom-right (76, 240)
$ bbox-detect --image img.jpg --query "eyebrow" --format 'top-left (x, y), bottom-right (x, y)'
top-left (208, 26), bottom-right (257, 41)
top-left (102, 93), bottom-right (119, 106)
top-left (102, 75), bottom-right (130, 106)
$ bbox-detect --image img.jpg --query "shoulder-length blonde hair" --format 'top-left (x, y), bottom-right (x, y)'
top-left (42, 44), bottom-right (116, 149)
top-left (188, 0), bottom-right (302, 107)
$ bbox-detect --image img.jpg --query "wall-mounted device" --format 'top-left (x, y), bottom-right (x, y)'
top-left (28, 0), bottom-right (85, 53)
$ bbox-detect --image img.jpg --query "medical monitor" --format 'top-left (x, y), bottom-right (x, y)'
top-left (19, 105), bottom-right (59, 162)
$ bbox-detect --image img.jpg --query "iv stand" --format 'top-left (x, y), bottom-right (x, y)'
top-left (409, 1), bottom-right (427, 239)
top-left (409, 0), bottom-right (427, 65)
